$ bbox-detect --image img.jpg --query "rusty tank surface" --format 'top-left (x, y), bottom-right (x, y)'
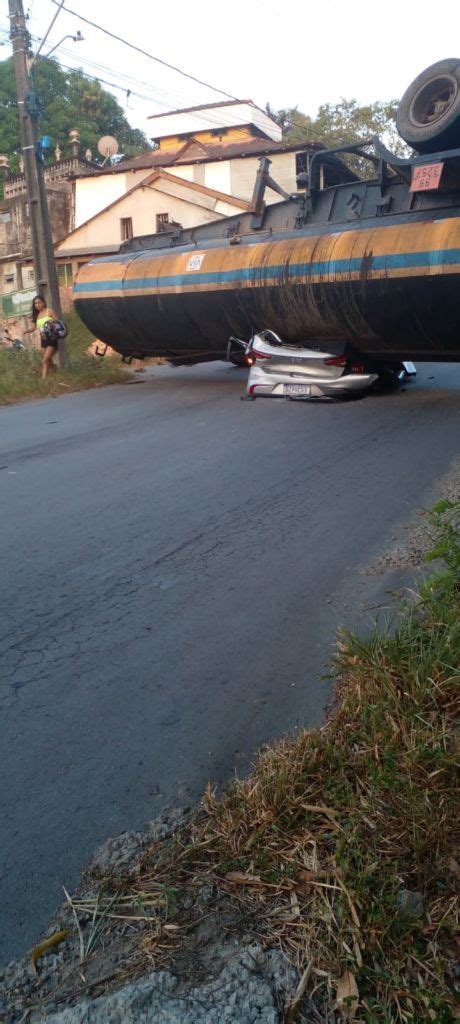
top-left (74, 60), bottom-right (460, 363)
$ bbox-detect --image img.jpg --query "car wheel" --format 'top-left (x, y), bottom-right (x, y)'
top-left (396, 58), bottom-right (460, 153)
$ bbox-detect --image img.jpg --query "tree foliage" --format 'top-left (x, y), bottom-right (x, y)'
top-left (0, 56), bottom-right (150, 173)
top-left (267, 97), bottom-right (410, 175)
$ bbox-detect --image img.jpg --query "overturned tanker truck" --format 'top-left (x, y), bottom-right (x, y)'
top-left (74, 60), bottom-right (460, 364)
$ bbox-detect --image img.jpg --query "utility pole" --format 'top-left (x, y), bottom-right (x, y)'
top-left (8, 0), bottom-right (66, 358)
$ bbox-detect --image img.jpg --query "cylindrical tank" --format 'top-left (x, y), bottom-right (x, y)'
top-left (75, 212), bottom-right (460, 362)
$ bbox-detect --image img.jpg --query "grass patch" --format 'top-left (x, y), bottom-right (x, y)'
top-left (52, 501), bottom-right (457, 1021)
top-left (0, 307), bottom-right (128, 405)
top-left (112, 500), bottom-right (457, 1023)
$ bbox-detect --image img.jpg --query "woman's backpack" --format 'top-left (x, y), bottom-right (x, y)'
top-left (41, 320), bottom-right (68, 343)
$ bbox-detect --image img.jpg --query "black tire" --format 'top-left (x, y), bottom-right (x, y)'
top-left (396, 58), bottom-right (460, 153)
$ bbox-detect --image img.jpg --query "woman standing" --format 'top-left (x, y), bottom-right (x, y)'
top-left (27, 295), bottom-right (60, 379)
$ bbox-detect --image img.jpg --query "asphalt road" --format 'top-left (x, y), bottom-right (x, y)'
top-left (1, 361), bottom-right (459, 966)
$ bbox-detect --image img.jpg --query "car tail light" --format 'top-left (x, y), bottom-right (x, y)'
top-left (251, 348), bottom-right (272, 360)
top-left (248, 384), bottom-right (257, 396)
top-left (323, 355), bottom-right (347, 366)
top-left (246, 355), bottom-right (255, 366)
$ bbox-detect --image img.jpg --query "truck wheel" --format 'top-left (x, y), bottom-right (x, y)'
top-left (396, 58), bottom-right (460, 153)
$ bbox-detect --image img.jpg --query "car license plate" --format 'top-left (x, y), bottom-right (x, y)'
top-left (284, 383), bottom-right (311, 396)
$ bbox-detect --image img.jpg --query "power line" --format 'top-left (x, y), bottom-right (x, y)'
top-left (3, 10), bottom-right (356, 151)
top-left (31, 45), bottom-right (264, 137)
top-left (289, 117), bottom-right (355, 147)
top-left (0, 35), bottom-right (245, 137)
top-left (288, 114), bottom-right (381, 152)
top-left (54, 46), bottom-right (199, 107)
top-left (0, 14), bottom-right (354, 138)
top-left (3, 21), bottom-right (197, 111)
top-left (18, 13), bottom-right (248, 128)
top-left (37, 57), bottom-right (251, 135)
top-left (32, 0), bottom-right (64, 63)
top-left (1, 17), bottom-right (337, 149)
top-left (50, 0), bottom-right (237, 101)
top-left (45, 56), bottom-right (163, 108)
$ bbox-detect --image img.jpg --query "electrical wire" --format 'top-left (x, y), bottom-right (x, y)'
top-left (50, 0), bottom-right (237, 101)
top-left (2, 14), bottom-right (198, 110)
top-left (54, 45), bottom-right (202, 108)
top-left (289, 112), bottom-right (379, 151)
top-left (3, 12), bottom-right (238, 129)
top-left (3, 10), bottom-right (359, 150)
top-left (2, 24), bottom-right (233, 131)
top-left (47, 57), bottom-right (163, 106)
top-left (39, 61), bottom-right (256, 134)
top-left (32, 0), bottom-right (64, 62)
top-left (33, 41), bottom-right (275, 137)
top-left (2, 10), bottom-right (336, 123)
top-left (2, 20), bottom-right (175, 108)
top-left (1, 24), bottom-right (346, 150)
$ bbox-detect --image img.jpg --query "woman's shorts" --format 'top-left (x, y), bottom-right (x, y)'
top-left (40, 336), bottom-right (58, 350)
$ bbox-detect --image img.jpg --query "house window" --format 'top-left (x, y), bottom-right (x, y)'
top-left (121, 217), bottom-right (133, 241)
top-left (156, 212), bottom-right (169, 232)
top-left (27, 269), bottom-right (35, 282)
top-left (5, 274), bottom-right (14, 284)
top-left (57, 262), bottom-right (73, 287)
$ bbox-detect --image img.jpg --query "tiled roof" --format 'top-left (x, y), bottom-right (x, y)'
top-left (73, 137), bottom-right (322, 177)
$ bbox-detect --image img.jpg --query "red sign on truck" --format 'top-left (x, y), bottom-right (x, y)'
top-left (410, 163), bottom-right (444, 192)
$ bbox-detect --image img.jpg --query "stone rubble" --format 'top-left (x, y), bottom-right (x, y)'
top-left (24, 946), bottom-right (297, 1024)
top-left (0, 809), bottom-right (300, 1024)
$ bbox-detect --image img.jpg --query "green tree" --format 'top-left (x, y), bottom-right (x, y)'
top-left (267, 97), bottom-right (410, 176)
top-left (0, 56), bottom-right (150, 175)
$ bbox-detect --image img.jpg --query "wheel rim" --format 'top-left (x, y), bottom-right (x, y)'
top-left (409, 74), bottom-right (458, 127)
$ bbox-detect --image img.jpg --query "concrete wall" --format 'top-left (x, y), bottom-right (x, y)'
top-left (0, 200), bottom-right (25, 295)
top-left (230, 153), bottom-right (296, 201)
top-left (0, 314), bottom-right (36, 345)
top-left (0, 259), bottom-right (36, 296)
top-left (75, 174), bottom-right (129, 228)
top-left (57, 182), bottom-right (244, 254)
top-left (148, 105), bottom-right (282, 142)
top-left (72, 149), bottom-right (298, 228)
top-left (167, 152), bottom-right (296, 203)
top-left (0, 187), bottom-right (72, 297)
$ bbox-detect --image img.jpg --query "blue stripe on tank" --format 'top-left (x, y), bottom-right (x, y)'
top-left (74, 247), bottom-right (460, 294)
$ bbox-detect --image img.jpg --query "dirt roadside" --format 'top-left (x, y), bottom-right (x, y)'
top-left (1, 465), bottom-right (458, 1024)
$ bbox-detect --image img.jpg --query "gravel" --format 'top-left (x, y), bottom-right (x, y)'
top-left (23, 946), bottom-right (297, 1024)
top-left (0, 809), bottom-right (299, 1024)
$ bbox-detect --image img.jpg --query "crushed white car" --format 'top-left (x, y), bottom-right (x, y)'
top-left (228, 332), bottom-right (416, 400)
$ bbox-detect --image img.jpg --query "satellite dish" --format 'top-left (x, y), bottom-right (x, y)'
top-left (97, 135), bottom-right (119, 163)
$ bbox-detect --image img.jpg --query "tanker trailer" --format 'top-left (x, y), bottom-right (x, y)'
top-left (74, 60), bottom-right (460, 364)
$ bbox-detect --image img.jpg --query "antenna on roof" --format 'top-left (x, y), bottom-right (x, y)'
top-left (97, 135), bottom-right (119, 166)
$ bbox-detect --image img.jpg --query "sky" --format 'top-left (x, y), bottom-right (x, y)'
top-left (1, 0), bottom-right (459, 143)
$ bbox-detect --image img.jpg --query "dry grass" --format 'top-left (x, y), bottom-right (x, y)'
top-left (65, 501), bottom-right (458, 1022)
